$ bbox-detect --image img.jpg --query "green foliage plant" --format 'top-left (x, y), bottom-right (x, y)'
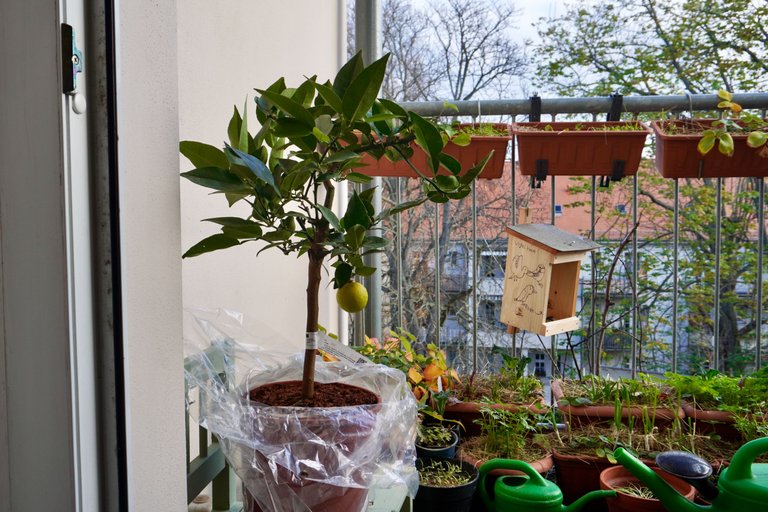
top-left (180, 53), bottom-right (489, 402)
top-left (474, 407), bottom-right (539, 459)
top-left (417, 424), bottom-right (455, 449)
top-left (696, 90), bottom-right (768, 157)
top-left (417, 459), bottom-right (474, 488)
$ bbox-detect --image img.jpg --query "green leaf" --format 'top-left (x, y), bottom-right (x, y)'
top-left (363, 235), bottom-right (389, 250)
top-left (747, 131), bottom-right (768, 148)
top-left (262, 230), bottom-right (292, 242)
top-left (342, 54), bottom-right (390, 121)
top-left (292, 76), bottom-right (317, 107)
top-left (697, 132), bottom-right (716, 155)
top-left (344, 224), bottom-right (366, 250)
top-left (273, 118), bottom-right (313, 137)
top-left (346, 172), bottom-right (373, 184)
top-left (325, 149), bottom-right (360, 164)
top-left (181, 167), bottom-right (247, 192)
top-left (438, 153), bottom-right (461, 176)
top-left (280, 168), bottom-right (311, 193)
top-left (355, 266), bottom-right (377, 277)
top-left (226, 146), bottom-right (280, 195)
top-left (334, 263), bottom-right (353, 288)
top-left (180, 141), bottom-right (229, 169)
top-left (378, 98), bottom-right (409, 119)
top-left (410, 112), bottom-right (444, 173)
top-left (344, 192), bottom-right (371, 229)
top-left (183, 234), bottom-right (240, 258)
top-left (315, 81), bottom-right (344, 112)
top-left (435, 175), bottom-right (460, 191)
top-left (333, 52), bottom-right (364, 98)
top-left (459, 152), bottom-right (493, 185)
top-left (451, 132), bottom-right (471, 147)
top-left (377, 197), bottom-right (428, 220)
top-left (312, 126), bottom-right (330, 143)
top-left (317, 204), bottom-right (342, 231)
top-left (239, 97), bottom-right (249, 152)
top-left (227, 107), bottom-right (243, 148)
top-left (717, 132), bottom-right (735, 156)
top-left (257, 89), bottom-right (315, 126)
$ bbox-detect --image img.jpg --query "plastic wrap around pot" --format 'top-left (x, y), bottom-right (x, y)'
top-left (184, 308), bottom-right (419, 511)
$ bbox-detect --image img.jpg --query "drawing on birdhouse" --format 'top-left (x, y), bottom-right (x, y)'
top-left (501, 224), bottom-right (600, 336)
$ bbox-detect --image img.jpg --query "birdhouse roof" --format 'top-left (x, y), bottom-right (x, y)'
top-left (506, 223), bottom-right (600, 254)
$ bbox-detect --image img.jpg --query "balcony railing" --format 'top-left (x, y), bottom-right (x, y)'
top-left (361, 92), bottom-right (768, 379)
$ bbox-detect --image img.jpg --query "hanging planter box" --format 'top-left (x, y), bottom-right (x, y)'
top-left (651, 119), bottom-right (768, 178)
top-left (358, 123), bottom-right (511, 179)
top-left (512, 121), bottom-right (651, 185)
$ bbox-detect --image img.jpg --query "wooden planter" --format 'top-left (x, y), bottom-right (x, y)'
top-left (512, 121), bottom-right (651, 183)
top-left (443, 398), bottom-right (548, 438)
top-left (358, 123), bottom-right (511, 179)
top-left (652, 119), bottom-right (768, 178)
top-left (551, 379), bottom-right (684, 430)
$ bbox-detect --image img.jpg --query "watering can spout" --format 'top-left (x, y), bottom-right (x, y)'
top-left (564, 489), bottom-right (616, 512)
top-left (613, 447), bottom-right (705, 512)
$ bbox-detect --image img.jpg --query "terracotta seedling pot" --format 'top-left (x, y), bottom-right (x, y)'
top-left (443, 399), bottom-right (548, 438)
top-left (599, 465), bottom-right (695, 512)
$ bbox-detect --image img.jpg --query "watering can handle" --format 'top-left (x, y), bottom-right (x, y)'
top-left (727, 437), bottom-right (768, 481)
top-left (479, 459), bottom-right (547, 511)
top-left (479, 459), bottom-right (546, 485)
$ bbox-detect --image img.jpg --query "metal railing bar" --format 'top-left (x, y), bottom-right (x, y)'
top-left (396, 179), bottom-right (404, 329)
top-left (631, 175), bottom-right (639, 378)
top-left (757, 178), bottom-right (765, 369)
top-left (672, 179), bottom-right (679, 373)
top-left (434, 205), bottom-right (441, 347)
top-left (714, 178), bottom-right (723, 371)
top-left (401, 93), bottom-right (768, 117)
top-left (472, 184), bottom-right (478, 374)
top-left (590, 176), bottom-right (597, 373)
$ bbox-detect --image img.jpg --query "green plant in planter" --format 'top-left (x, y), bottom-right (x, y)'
top-left (417, 424), bottom-right (454, 449)
top-left (697, 89), bottom-right (768, 157)
top-left (180, 53), bottom-right (490, 402)
top-left (417, 459), bottom-right (474, 487)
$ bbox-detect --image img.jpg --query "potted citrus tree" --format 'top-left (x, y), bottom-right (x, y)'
top-left (180, 52), bottom-right (490, 512)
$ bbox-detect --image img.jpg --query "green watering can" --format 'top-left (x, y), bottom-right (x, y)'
top-left (613, 436), bottom-right (768, 512)
top-left (479, 459), bottom-right (616, 512)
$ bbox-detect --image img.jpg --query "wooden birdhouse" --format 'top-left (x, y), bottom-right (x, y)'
top-left (500, 224), bottom-right (600, 336)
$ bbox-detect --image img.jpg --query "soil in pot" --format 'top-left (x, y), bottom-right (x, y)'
top-left (415, 457), bottom-right (479, 512)
top-left (599, 465), bottom-right (695, 512)
top-left (244, 380), bottom-right (380, 512)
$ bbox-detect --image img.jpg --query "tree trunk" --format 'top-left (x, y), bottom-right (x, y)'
top-left (302, 247), bottom-right (323, 400)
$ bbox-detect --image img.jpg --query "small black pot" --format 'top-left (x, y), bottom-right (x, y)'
top-left (416, 429), bottom-right (459, 459)
top-left (414, 457), bottom-right (479, 512)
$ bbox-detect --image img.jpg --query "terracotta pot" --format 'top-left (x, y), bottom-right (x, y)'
top-left (680, 402), bottom-right (767, 440)
top-left (358, 123), bottom-right (510, 179)
top-left (512, 121), bottom-right (651, 179)
top-left (599, 465), bottom-right (695, 512)
top-left (551, 379), bottom-right (684, 429)
top-left (443, 399), bottom-right (548, 438)
top-left (553, 449), bottom-right (657, 512)
top-left (652, 119), bottom-right (768, 178)
top-left (243, 381), bottom-right (380, 512)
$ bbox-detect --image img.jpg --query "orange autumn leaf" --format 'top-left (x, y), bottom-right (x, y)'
top-left (422, 362), bottom-right (444, 381)
top-left (412, 386), bottom-right (426, 401)
top-left (408, 367), bottom-right (424, 384)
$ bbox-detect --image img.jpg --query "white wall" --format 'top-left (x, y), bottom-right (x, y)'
top-left (116, 0), bottom-right (187, 509)
top-left (178, 1), bottom-right (346, 350)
